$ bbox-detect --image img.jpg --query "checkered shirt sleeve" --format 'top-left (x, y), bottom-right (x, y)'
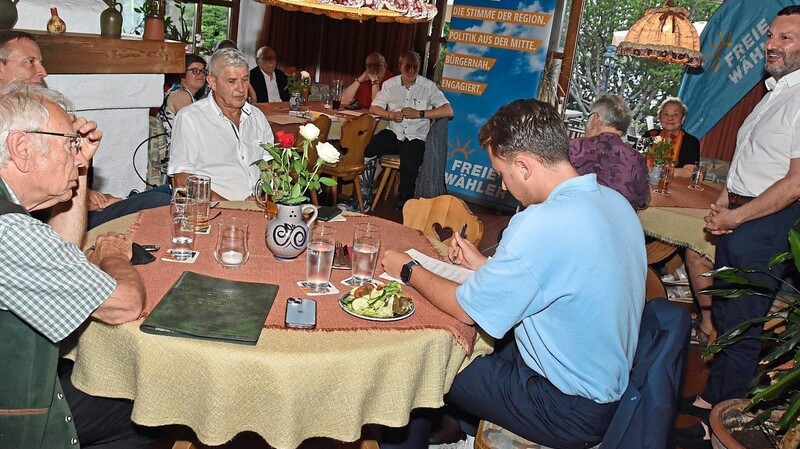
top-left (0, 213), bottom-right (116, 343)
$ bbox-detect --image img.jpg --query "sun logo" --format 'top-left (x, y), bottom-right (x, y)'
top-left (448, 138), bottom-right (475, 160)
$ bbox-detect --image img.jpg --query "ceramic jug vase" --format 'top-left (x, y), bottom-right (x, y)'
top-left (265, 203), bottom-right (318, 259)
top-left (100, 1), bottom-right (124, 38)
top-left (0, 0), bottom-right (18, 30)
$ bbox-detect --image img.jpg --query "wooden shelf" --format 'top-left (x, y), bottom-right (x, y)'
top-left (28, 30), bottom-right (186, 75)
top-left (254, 0), bottom-right (434, 23)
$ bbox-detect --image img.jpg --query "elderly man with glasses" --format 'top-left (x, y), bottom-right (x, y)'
top-left (249, 46), bottom-right (289, 103)
top-left (0, 81), bottom-right (156, 448)
top-left (341, 52), bottom-right (393, 110)
top-left (366, 51), bottom-right (453, 211)
top-left (0, 30), bottom-right (172, 230)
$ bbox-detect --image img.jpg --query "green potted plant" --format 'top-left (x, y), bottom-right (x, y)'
top-left (702, 225), bottom-right (800, 448)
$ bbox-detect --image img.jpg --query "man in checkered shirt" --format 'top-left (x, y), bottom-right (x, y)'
top-left (0, 81), bottom-right (155, 448)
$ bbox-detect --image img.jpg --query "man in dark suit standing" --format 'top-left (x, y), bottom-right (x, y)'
top-left (249, 46), bottom-right (289, 103)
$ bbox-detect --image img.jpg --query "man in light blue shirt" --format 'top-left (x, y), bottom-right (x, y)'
top-left (381, 99), bottom-right (646, 448)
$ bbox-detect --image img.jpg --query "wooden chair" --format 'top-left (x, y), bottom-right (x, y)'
top-left (316, 113), bottom-right (376, 212)
top-left (402, 195), bottom-right (483, 246)
top-left (371, 154), bottom-right (401, 211)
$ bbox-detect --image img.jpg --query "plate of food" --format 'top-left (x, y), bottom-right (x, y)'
top-left (339, 281), bottom-right (414, 321)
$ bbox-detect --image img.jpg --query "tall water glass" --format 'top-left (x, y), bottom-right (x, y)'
top-left (654, 163), bottom-right (674, 195)
top-left (306, 225), bottom-right (336, 291)
top-left (688, 163), bottom-right (707, 191)
top-left (187, 175), bottom-right (211, 232)
top-left (214, 217), bottom-right (249, 269)
top-left (352, 223), bottom-right (380, 284)
top-left (169, 197), bottom-right (196, 261)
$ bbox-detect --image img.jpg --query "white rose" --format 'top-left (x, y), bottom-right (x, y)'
top-left (652, 136), bottom-right (663, 143)
top-left (316, 142), bottom-right (340, 164)
top-left (299, 123), bottom-right (320, 141)
top-left (301, 70), bottom-right (311, 80)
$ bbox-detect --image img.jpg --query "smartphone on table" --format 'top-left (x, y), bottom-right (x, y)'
top-left (285, 297), bottom-right (317, 329)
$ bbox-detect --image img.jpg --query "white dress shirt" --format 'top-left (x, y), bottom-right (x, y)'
top-left (372, 75), bottom-right (450, 141)
top-left (262, 68), bottom-right (284, 104)
top-left (168, 94), bottom-right (274, 200)
top-left (727, 68), bottom-right (800, 197)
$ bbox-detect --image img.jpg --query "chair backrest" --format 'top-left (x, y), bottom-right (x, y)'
top-left (335, 113), bottom-right (377, 169)
top-left (402, 195), bottom-right (484, 246)
top-left (300, 114), bottom-right (332, 169)
top-left (600, 298), bottom-right (690, 449)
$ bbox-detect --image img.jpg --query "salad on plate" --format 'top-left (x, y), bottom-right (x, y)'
top-left (339, 281), bottom-right (413, 319)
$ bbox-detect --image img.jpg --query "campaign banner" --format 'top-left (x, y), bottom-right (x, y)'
top-left (679, 0), bottom-right (795, 140)
top-left (441, 0), bottom-right (556, 209)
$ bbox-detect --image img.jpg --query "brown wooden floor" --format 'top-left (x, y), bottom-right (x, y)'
top-left (152, 191), bottom-right (710, 448)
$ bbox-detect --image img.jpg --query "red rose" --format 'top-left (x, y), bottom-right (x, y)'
top-left (648, 130), bottom-right (659, 137)
top-left (276, 131), bottom-right (295, 148)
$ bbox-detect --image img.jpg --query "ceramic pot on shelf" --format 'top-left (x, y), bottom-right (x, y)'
top-left (265, 203), bottom-right (319, 260)
top-left (0, 0), bottom-right (19, 30)
top-left (100, 1), bottom-right (124, 38)
top-left (143, 15), bottom-right (165, 41)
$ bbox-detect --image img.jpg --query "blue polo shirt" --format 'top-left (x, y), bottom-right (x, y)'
top-left (456, 174), bottom-right (646, 403)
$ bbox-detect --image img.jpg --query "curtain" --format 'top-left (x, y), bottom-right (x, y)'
top-left (262, 7), bottom-right (418, 85)
top-left (699, 81), bottom-right (767, 162)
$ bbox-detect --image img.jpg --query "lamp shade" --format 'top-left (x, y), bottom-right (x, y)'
top-left (617, 1), bottom-right (703, 67)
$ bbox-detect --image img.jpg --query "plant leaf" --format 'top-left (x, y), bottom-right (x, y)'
top-left (319, 177), bottom-right (337, 186)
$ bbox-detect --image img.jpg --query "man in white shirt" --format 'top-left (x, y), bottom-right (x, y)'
top-left (678, 6), bottom-right (800, 447)
top-left (169, 48), bottom-right (274, 200)
top-left (248, 46), bottom-right (289, 103)
top-left (368, 51), bottom-right (453, 211)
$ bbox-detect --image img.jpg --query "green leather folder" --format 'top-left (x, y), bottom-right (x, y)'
top-left (140, 271), bottom-right (278, 345)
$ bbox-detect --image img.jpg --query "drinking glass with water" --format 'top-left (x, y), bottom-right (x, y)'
top-left (306, 225), bottom-right (336, 291)
top-left (688, 162), bottom-right (707, 191)
top-left (352, 223), bottom-right (380, 284)
top-left (170, 197), bottom-right (196, 261)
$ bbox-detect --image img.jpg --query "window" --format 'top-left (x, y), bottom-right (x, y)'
top-left (123, 0), bottom-right (239, 54)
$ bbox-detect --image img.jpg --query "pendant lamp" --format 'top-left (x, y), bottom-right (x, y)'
top-left (617, 0), bottom-right (703, 67)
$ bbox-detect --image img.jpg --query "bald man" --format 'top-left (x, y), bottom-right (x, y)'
top-left (249, 46), bottom-right (289, 103)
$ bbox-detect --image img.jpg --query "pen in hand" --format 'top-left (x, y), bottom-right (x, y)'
top-left (450, 223), bottom-right (468, 264)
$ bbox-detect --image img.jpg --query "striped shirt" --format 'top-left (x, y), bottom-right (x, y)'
top-left (0, 179), bottom-right (116, 343)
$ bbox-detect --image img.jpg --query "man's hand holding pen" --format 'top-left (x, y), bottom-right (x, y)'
top-left (449, 224), bottom-right (489, 271)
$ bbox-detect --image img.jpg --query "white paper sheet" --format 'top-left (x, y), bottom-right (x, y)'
top-left (379, 249), bottom-right (475, 285)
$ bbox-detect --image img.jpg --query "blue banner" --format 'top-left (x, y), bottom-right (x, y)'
top-left (679, 0), bottom-right (795, 139)
top-left (441, 0), bottom-right (556, 209)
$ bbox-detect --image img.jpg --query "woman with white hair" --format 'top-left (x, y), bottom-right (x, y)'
top-left (642, 97), bottom-right (700, 178)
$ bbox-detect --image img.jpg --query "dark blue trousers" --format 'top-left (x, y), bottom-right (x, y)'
top-left (702, 202), bottom-right (800, 404)
top-left (88, 188), bottom-right (172, 230)
top-left (381, 339), bottom-right (616, 449)
top-left (446, 339), bottom-right (616, 449)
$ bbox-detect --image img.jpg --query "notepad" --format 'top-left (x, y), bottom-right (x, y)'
top-left (140, 271), bottom-right (278, 345)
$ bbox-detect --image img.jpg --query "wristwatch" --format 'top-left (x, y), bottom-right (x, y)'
top-left (400, 260), bottom-right (419, 285)
top-left (419, 109), bottom-right (426, 118)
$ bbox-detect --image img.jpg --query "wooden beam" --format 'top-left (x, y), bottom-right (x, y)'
top-left (29, 30), bottom-right (185, 75)
top-left (557, 0), bottom-right (585, 110)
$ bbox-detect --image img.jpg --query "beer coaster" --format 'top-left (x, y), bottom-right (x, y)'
top-left (296, 281), bottom-right (340, 296)
top-left (340, 277), bottom-right (383, 288)
top-left (161, 251), bottom-right (199, 263)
